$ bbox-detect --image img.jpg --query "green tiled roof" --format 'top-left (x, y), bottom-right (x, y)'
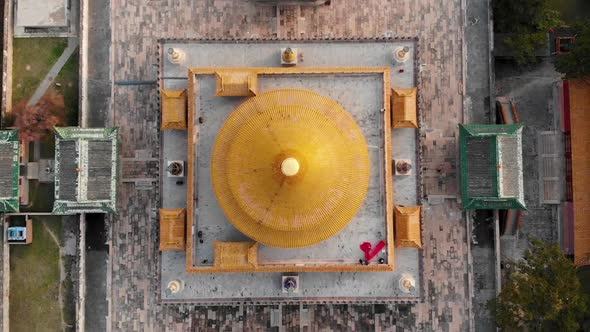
top-left (0, 130), bottom-right (19, 212)
top-left (459, 124), bottom-right (526, 210)
top-left (53, 127), bottom-right (119, 214)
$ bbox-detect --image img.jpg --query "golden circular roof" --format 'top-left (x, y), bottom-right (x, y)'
top-left (211, 89), bottom-right (370, 248)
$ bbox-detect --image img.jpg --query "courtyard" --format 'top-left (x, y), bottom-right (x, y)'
top-left (160, 40), bottom-right (421, 302)
top-left (0, 0), bottom-right (482, 330)
top-left (103, 0), bottom-right (470, 330)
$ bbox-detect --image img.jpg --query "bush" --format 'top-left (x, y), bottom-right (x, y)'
top-left (493, 0), bottom-right (562, 64)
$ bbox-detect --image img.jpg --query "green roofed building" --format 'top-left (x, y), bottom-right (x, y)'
top-left (53, 127), bottom-right (119, 214)
top-left (459, 124), bottom-right (526, 210)
top-left (0, 130), bottom-right (20, 212)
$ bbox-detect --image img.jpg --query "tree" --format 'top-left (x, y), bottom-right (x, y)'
top-left (489, 239), bottom-right (589, 331)
top-left (493, 0), bottom-right (562, 64)
top-left (13, 91), bottom-right (65, 142)
top-left (555, 22), bottom-right (590, 79)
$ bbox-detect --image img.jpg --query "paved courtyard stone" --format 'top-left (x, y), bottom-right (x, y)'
top-left (108, 0), bottom-right (470, 330)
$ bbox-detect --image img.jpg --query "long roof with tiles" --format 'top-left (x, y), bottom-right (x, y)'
top-left (460, 124), bottom-right (525, 210)
top-left (53, 127), bottom-right (119, 214)
top-left (0, 130), bottom-right (20, 212)
top-left (568, 79), bottom-right (590, 266)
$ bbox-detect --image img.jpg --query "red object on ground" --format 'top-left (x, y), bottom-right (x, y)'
top-left (360, 241), bottom-right (387, 262)
top-left (368, 241), bottom-right (386, 261)
top-left (360, 242), bottom-right (372, 260)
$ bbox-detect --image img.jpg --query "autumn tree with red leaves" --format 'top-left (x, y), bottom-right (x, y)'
top-left (13, 91), bottom-right (65, 142)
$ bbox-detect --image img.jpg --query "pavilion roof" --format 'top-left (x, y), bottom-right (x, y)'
top-left (53, 127), bottom-right (119, 214)
top-left (391, 87), bottom-right (418, 128)
top-left (394, 206), bottom-right (422, 248)
top-left (214, 242), bottom-right (258, 270)
top-left (159, 208), bottom-right (186, 251)
top-left (215, 70), bottom-right (258, 97)
top-left (0, 130), bottom-right (19, 212)
top-left (460, 124), bottom-right (525, 210)
top-left (210, 89), bottom-right (370, 248)
top-left (161, 89), bottom-right (187, 130)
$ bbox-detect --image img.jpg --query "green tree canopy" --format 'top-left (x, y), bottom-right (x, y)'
top-left (493, 0), bottom-right (560, 34)
top-left (489, 239), bottom-right (589, 331)
top-left (493, 0), bottom-right (561, 64)
top-left (555, 22), bottom-right (590, 79)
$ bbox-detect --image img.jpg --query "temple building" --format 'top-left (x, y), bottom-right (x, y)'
top-left (0, 130), bottom-right (20, 212)
top-left (53, 127), bottom-right (119, 214)
top-left (159, 40), bottom-right (423, 303)
top-left (460, 124), bottom-right (526, 210)
top-left (0, 128), bottom-right (119, 215)
top-left (210, 89), bottom-right (371, 250)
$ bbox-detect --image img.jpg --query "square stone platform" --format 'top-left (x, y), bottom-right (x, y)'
top-left (160, 39), bottom-right (421, 303)
top-left (16, 0), bottom-right (67, 27)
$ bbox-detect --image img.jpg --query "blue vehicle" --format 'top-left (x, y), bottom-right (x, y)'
top-left (7, 227), bottom-right (27, 241)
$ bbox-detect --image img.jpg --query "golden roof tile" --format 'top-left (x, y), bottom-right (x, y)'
top-left (391, 87), bottom-right (418, 128)
top-left (161, 89), bottom-right (187, 130)
top-left (394, 205), bottom-right (422, 248)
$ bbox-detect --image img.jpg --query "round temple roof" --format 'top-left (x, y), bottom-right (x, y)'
top-left (211, 89), bottom-right (370, 248)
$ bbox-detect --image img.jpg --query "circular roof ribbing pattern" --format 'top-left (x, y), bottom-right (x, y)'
top-left (211, 89), bottom-right (370, 248)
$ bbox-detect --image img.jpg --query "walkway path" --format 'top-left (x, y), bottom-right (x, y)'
top-left (465, 0), bottom-right (497, 330)
top-left (27, 38), bottom-right (79, 106)
top-left (85, 0), bottom-right (111, 128)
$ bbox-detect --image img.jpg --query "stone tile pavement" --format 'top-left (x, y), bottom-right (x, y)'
top-left (109, 0), bottom-right (469, 331)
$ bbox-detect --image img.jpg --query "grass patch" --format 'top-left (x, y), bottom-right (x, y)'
top-left (10, 217), bottom-right (62, 332)
top-left (62, 256), bottom-right (76, 329)
top-left (12, 38), bottom-right (67, 106)
top-left (52, 50), bottom-right (79, 126)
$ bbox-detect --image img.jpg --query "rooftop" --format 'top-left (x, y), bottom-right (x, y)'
top-left (160, 39), bottom-right (422, 303)
top-left (210, 88), bottom-right (371, 249)
top-left (186, 67), bottom-right (393, 273)
top-left (0, 130), bottom-right (19, 212)
top-left (460, 124), bottom-right (525, 210)
top-left (53, 127), bottom-right (119, 214)
top-left (16, 0), bottom-right (67, 27)
top-left (568, 79), bottom-right (590, 266)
